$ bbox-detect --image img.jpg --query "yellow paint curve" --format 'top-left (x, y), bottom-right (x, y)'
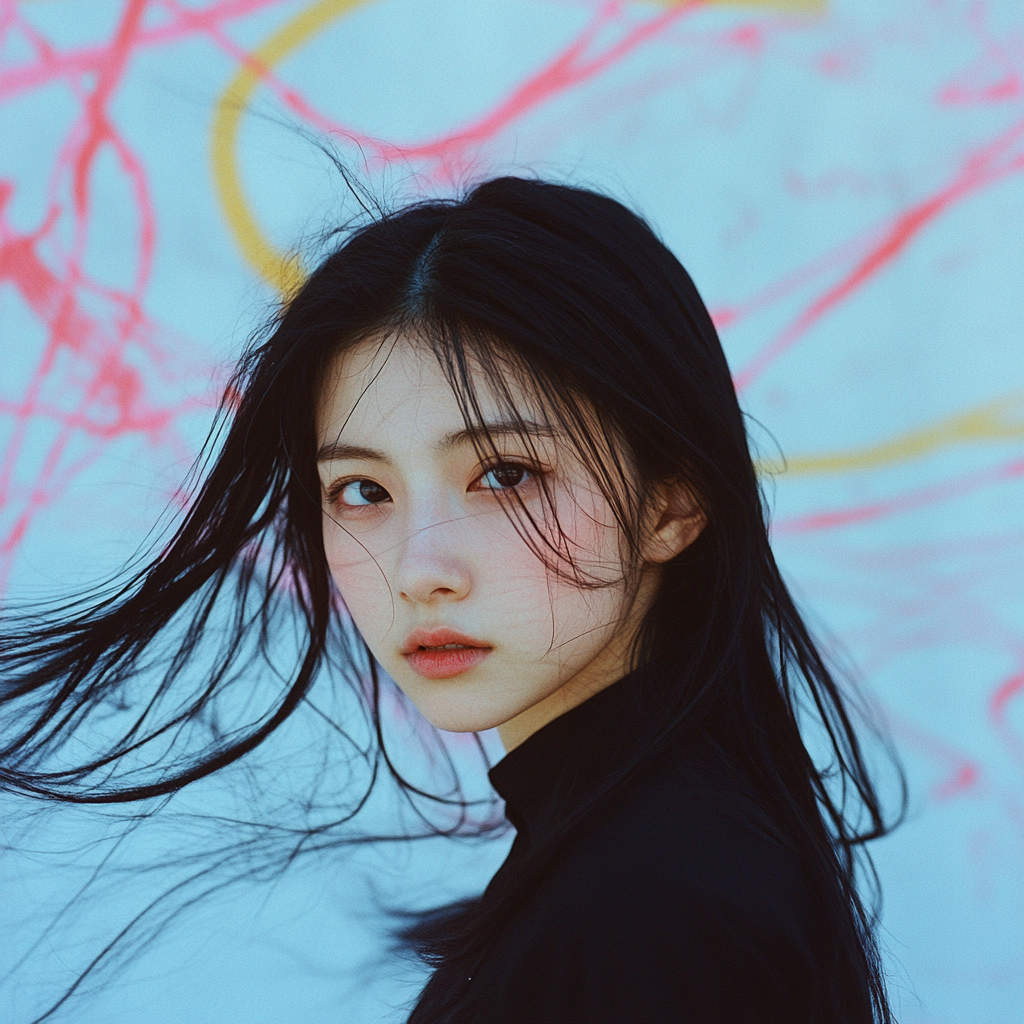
top-left (211, 0), bottom-right (372, 297)
top-left (210, 0), bottom-right (820, 297)
top-left (760, 390), bottom-right (1024, 476)
top-left (210, 0), bottom-right (1024, 481)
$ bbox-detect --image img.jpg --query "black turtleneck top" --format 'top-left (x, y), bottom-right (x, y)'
top-left (446, 669), bottom-right (874, 1024)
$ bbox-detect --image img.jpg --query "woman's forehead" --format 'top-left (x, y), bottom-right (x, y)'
top-left (317, 331), bottom-right (547, 444)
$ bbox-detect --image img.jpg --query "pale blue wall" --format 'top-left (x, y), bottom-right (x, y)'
top-left (2, 2), bottom-right (1022, 1021)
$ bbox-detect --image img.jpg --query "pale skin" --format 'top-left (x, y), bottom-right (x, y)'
top-left (316, 333), bottom-right (704, 751)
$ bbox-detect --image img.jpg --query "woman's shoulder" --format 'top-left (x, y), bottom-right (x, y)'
top-left (546, 751), bottom-right (818, 940)
top-left (471, 754), bottom-right (857, 1023)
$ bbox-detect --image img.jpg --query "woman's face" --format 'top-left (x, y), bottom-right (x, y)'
top-left (316, 333), bottom-right (692, 748)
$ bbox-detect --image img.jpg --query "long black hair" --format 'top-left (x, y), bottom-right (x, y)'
top-left (1, 176), bottom-right (901, 1021)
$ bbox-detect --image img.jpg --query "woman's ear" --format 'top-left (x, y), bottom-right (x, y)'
top-left (643, 480), bottom-right (706, 564)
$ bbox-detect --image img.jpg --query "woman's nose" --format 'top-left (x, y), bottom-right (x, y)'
top-left (395, 519), bottom-right (472, 605)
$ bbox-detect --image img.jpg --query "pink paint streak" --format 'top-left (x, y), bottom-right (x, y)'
top-left (774, 455), bottom-right (1024, 536)
top-left (733, 116), bottom-right (1024, 392)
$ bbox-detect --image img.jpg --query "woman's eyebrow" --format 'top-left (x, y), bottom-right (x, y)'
top-left (440, 421), bottom-right (558, 450)
top-left (317, 422), bottom-right (557, 464)
top-left (317, 443), bottom-right (389, 464)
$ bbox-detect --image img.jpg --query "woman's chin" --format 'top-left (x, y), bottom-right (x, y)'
top-left (397, 683), bottom-right (529, 736)
top-left (412, 701), bottom-right (512, 735)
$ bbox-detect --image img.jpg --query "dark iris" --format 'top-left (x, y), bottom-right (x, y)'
top-left (358, 480), bottom-right (390, 503)
top-left (488, 464), bottom-right (526, 488)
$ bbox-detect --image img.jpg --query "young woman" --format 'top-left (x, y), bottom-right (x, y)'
top-left (2, 177), bottom-right (898, 1022)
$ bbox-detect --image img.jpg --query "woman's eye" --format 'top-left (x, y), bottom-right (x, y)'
top-left (336, 480), bottom-right (391, 506)
top-left (478, 463), bottom-right (531, 491)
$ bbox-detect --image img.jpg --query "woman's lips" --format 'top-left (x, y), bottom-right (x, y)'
top-left (402, 628), bottom-right (493, 680)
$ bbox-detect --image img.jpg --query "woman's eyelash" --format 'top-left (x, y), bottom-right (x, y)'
top-left (326, 478), bottom-right (392, 507)
top-left (474, 460), bottom-right (544, 491)
top-left (325, 479), bottom-right (349, 504)
top-left (324, 461), bottom-right (544, 506)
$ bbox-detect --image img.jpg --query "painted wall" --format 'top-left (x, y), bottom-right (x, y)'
top-left (2, 2), bottom-right (1022, 1022)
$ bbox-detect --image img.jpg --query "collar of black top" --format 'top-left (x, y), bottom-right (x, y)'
top-left (487, 665), bottom-right (660, 845)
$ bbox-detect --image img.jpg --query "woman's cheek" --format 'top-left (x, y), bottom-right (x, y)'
top-left (323, 525), bottom-right (392, 630)
top-left (491, 544), bottom-right (616, 668)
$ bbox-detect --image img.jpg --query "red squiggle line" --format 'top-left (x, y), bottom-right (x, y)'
top-left (195, 0), bottom-right (704, 184)
top-left (395, 1), bottom-right (704, 173)
top-left (72, 1), bottom-right (147, 220)
top-left (888, 712), bottom-right (983, 803)
top-left (0, 2), bottom-right (157, 578)
top-left (0, 0), bottom-right (231, 589)
top-left (937, 0), bottom-right (1023, 107)
top-left (3, 0), bottom-right (1023, 653)
top-left (774, 454), bottom-right (1024, 535)
top-left (709, 225), bottom-right (878, 330)
top-left (0, 0), bottom-right (284, 100)
top-left (990, 670), bottom-right (1024, 766)
top-left (991, 672), bottom-right (1024, 722)
top-left (733, 116), bottom-right (1024, 392)
top-left (0, 0), bottom-right (710, 590)
top-left (1, 10), bottom-right (1023, 985)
